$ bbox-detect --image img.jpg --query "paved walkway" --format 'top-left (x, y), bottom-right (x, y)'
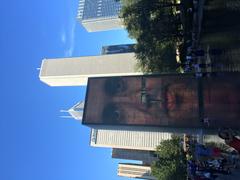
top-left (217, 168), bottom-right (240, 180)
top-left (192, 0), bottom-right (205, 49)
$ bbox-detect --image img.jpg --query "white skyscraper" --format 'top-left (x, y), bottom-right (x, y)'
top-left (39, 53), bottom-right (141, 86)
top-left (77, 0), bottom-right (123, 32)
top-left (90, 127), bottom-right (173, 151)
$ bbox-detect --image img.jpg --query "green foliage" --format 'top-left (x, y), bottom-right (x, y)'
top-left (134, 42), bottom-right (178, 73)
top-left (151, 136), bottom-right (187, 180)
top-left (121, 0), bottom-right (181, 41)
top-left (120, 0), bottom-right (182, 73)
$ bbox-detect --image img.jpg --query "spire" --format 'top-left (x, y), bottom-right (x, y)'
top-left (60, 101), bottom-right (85, 121)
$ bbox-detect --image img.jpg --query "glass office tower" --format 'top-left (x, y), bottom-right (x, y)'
top-left (77, 0), bottom-right (123, 32)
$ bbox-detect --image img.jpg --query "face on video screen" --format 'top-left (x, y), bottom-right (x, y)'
top-left (83, 75), bottom-right (201, 128)
top-left (83, 74), bottom-right (240, 128)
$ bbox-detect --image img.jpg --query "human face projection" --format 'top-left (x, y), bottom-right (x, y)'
top-left (83, 76), bottom-right (200, 128)
top-left (83, 74), bottom-right (240, 128)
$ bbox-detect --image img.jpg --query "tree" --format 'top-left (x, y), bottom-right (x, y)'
top-left (121, 0), bottom-right (182, 42)
top-left (135, 41), bottom-right (178, 72)
top-left (120, 0), bottom-right (182, 73)
top-left (151, 136), bottom-right (187, 180)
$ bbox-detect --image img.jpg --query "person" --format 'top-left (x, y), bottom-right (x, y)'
top-left (195, 144), bottom-right (221, 158)
top-left (203, 118), bottom-right (210, 127)
top-left (218, 129), bottom-right (240, 153)
top-left (188, 160), bottom-right (197, 178)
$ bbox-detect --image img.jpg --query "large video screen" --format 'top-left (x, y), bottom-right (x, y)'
top-left (202, 74), bottom-right (240, 128)
top-left (83, 75), bottom-right (201, 128)
top-left (83, 73), bottom-right (240, 128)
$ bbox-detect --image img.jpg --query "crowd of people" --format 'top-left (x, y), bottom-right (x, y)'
top-left (183, 47), bottom-right (225, 77)
top-left (186, 129), bottom-right (240, 180)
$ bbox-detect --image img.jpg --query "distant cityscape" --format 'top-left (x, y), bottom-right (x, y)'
top-left (40, 0), bottom-right (161, 179)
top-left (39, 0), bottom-right (240, 179)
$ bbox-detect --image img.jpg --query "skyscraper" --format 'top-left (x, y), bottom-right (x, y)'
top-left (39, 53), bottom-right (140, 86)
top-left (118, 163), bottom-right (156, 180)
top-left (60, 101), bottom-right (84, 120)
top-left (90, 127), bottom-right (173, 151)
top-left (112, 149), bottom-right (157, 165)
top-left (101, 44), bottom-right (135, 55)
top-left (77, 0), bottom-right (123, 32)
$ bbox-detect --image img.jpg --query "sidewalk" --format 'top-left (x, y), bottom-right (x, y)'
top-left (217, 168), bottom-right (240, 180)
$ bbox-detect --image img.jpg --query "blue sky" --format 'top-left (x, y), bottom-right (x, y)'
top-left (0, 0), bottom-right (135, 179)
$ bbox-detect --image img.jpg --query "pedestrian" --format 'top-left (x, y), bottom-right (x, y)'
top-left (218, 129), bottom-right (240, 153)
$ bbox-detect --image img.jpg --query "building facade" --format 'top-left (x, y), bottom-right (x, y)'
top-left (90, 126), bottom-right (173, 151)
top-left (77, 0), bottom-right (123, 32)
top-left (101, 44), bottom-right (135, 55)
top-left (112, 148), bottom-right (157, 165)
top-left (39, 53), bottom-right (141, 86)
top-left (118, 163), bottom-right (156, 180)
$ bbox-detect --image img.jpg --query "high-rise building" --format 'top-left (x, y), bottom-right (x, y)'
top-left (118, 163), bottom-right (156, 180)
top-left (101, 44), bottom-right (135, 55)
top-left (39, 53), bottom-right (141, 86)
top-left (77, 0), bottom-right (123, 32)
top-left (90, 127), bottom-right (173, 151)
top-left (112, 149), bottom-right (157, 165)
top-left (60, 101), bottom-right (84, 120)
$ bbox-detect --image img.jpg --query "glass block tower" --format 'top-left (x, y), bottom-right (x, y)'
top-left (77, 0), bottom-right (123, 32)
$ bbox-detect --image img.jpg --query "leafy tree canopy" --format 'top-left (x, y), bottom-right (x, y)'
top-left (151, 136), bottom-right (187, 180)
top-left (120, 0), bottom-right (182, 73)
